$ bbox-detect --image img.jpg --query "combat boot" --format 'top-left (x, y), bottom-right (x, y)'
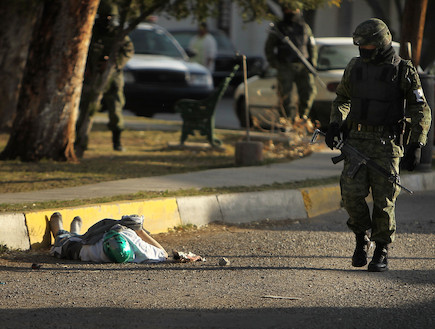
top-left (368, 244), bottom-right (389, 272)
top-left (49, 212), bottom-right (64, 238)
top-left (352, 233), bottom-right (371, 267)
top-left (112, 130), bottom-right (124, 151)
top-left (70, 216), bottom-right (83, 235)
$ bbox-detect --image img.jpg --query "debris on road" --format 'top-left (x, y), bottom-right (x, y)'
top-left (172, 250), bottom-right (204, 262)
top-left (262, 295), bottom-right (301, 300)
top-left (218, 257), bottom-right (230, 266)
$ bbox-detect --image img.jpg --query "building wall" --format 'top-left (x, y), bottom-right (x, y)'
top-left (156, 0), bottom-right (401, 63)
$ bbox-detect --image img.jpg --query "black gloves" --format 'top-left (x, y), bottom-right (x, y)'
top-left (401, 142), bottom-right (422, 171)
top-left (325, 123), bottom-right (341, 149)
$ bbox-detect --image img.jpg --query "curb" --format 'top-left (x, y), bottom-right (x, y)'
top-left (1, 171), bottom-right (434, 250)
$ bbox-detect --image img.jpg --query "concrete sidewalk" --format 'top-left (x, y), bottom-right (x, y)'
top-left (0, 149), bottom-right (342, 204)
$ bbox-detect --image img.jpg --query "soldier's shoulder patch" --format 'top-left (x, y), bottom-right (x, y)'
top-left (413, 88), bottom-right (425, 103)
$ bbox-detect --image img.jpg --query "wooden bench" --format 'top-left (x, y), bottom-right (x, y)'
top-left (175, 65), bottom-right (240, 146)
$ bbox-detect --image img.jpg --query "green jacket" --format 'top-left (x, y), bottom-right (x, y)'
top-left (265, 17), bottom-right (317, 68)
top-left (86, 1), bottom-right (134, 76)
top-left (331, 56), bottom-right (432, 147)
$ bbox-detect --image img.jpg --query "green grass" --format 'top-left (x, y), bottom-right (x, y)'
top-left (0, 117), bottom-right (325, 213)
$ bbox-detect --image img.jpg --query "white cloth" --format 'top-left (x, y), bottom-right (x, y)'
top-left (79, 228), bottom-right (166, 263)
top-left (120, 229), bottom-right (167, 263)
top-left (79, 237), bottom-right (111, 263)
top-left (189, 33), bottom-right (217, 72)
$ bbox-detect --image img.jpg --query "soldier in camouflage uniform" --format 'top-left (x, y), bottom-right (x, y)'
top-left (264, 2), bottom-right (317, 121)
top-left (326, 18), bottom-right (431, 272)
top-left (80, 0), bottom-right (134, 151)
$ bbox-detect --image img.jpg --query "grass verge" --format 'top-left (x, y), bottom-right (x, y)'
top-left (0, 176), bottom-right (340, 213)
top-left (0, 116), bottom-right (329, 213)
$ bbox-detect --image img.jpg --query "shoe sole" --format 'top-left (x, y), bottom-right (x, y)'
top-left (367, 265), bottom-right (388, 272)
top-left (352, 261), bottom-right (367, 267)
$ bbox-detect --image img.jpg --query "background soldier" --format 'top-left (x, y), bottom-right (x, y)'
top-left (264, 1), bottom-right (317, 122)
top-left (78, 0), bottom-right (134, 152)
top-left (326, 18), bottom-right (431, 272)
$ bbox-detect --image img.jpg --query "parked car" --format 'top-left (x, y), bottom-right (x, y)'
top-left (233, 37), bottom-right (401, 128)
top-left (169, 28), bottom-right (265, 87)
top-left (124, 23), bottom-right (214, 117)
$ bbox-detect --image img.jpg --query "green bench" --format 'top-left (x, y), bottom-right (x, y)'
top-left (175, 65), bottom-right (240, 146)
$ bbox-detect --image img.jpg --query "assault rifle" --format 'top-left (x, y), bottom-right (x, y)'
top-left (268, 23), bottom-right (326, 89)
top-left (310, 129), bottom-right (413, 194)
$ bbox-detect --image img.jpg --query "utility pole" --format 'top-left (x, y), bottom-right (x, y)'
top-left (400, 0), bottom-right (428, 66)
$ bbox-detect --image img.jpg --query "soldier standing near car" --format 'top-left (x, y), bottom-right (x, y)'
top-left (264, 2), bottom-right (317, 122)
top-left (78, 0), bottom-right (134, 152)
top-left (325, 18), bottom-right (431, 272)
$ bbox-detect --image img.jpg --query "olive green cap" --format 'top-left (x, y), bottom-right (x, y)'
top-left (353, 18), bottom-right (392, 48)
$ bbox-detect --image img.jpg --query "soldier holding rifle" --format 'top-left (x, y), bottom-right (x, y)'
top-left (325, 19), bottom-right (431, 272)
top-left (264, 1), bottom-right (318, 122)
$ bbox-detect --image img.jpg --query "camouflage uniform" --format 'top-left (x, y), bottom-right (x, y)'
top-left (329, 19), bottom-right (431, 271)
top-left (80, 0), bottom-right (134, 150)
top-left (264, 5), bottom-right (317, 120)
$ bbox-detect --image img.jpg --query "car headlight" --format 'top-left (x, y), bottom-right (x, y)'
top-left (123, 70), bottom-right (135, 83)
top-left (187, 73), bottom-right (213, 87)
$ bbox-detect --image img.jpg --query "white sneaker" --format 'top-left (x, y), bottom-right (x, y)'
top-left (70, 216), bottom-right (83, 234)
top-left (49, 212), bottom-right (63, 238)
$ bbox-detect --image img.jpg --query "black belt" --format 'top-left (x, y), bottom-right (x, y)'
top-left (349, 122), bottom-right (385, 133)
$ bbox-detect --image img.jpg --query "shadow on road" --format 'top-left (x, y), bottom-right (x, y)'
top-left (1, 302), bottom-right (433, 328)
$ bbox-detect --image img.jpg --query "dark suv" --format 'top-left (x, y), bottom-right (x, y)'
top-left (124, 23), bottom-right (214, 117)
top-left (169, 29), bottom-right (265, 87)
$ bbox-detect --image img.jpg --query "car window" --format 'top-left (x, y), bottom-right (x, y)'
top-left (168, 32), bottom-right (191, 49)
top-left (317, 44), bottom-right (358, 71)
top-left (317, 43), bottom-right (401, 71)
top-left (129, 28), bottom-right (185, 58)
top-left (211, 32), bottom-right (235, 52)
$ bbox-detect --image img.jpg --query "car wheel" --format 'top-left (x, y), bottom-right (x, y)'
top-left (236, 96), bottom-right (252, 128)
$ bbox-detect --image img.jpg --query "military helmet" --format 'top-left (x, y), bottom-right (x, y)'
top-left (103, 230), bottom-right (133, 263)
top-left (353, 18), bottom-right (392, 48)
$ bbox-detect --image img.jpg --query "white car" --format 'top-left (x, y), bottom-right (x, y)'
top-left (234, 37), bottom-right (400, 128)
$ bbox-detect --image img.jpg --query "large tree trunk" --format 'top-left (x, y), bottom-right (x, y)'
top-left (0, 1), bottom-right (41, 132)
top-left (0, 0), bottom-right (99, 162)
top-left (400, 0), bottom-right (428, 66)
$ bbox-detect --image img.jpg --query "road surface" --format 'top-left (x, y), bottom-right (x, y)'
top-left (0, 190), bottom-right (434, 328)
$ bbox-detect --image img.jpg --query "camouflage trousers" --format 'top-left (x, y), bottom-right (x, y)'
top-left (101, 69), bottom-right (125, 132)
top-left (50, 230), bottom-right (83, 260)
top-left (276, 62), bottom-right (317, 120)
top-left (340, 156), bottom-right (401, 244)
top-left (80, 69), bottom-right (125, 133)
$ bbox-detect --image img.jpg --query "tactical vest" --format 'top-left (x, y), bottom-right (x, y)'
top-left (276, 21), bottom-right (309, 63)
top-left (348, 57), bottom-right (404, 126)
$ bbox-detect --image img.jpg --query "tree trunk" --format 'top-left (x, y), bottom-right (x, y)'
top-left (0, 0), bottom-right (99, 162)
top-left (400, 0), bottom-right (428, 66)
top-left (74, 63), bottom-right (116, 158)
top-left (0, 1), bottom-right (41, 132)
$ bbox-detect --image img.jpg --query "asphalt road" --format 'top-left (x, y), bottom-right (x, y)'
top-left (0, 190), bottom-right (434, 329)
